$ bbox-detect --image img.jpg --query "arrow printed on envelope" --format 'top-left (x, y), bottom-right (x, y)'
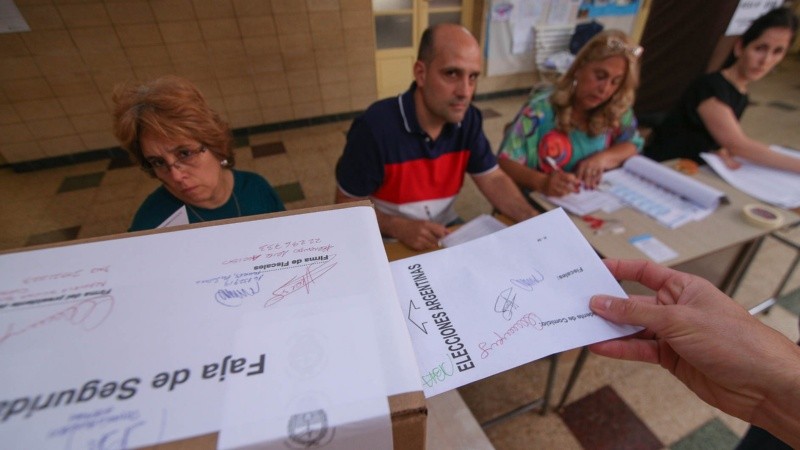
top-left (407, 299), bottom-right (428, 334)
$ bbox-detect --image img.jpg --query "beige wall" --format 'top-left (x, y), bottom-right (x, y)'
top-left (0, 0), bottom-right (378, 164)
top-left (0, 0), bottom-right (540, 166)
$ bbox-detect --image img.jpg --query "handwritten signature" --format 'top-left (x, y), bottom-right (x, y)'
top-left (510, 269), bottom-right (544, 291)
top-left (215, 281), bottom-right (261, 307)
top-left (48, 407), bottom-right (165, 450)
top-left (421, 355), bottom-right (455, 388)
top-left (1, 295), bottom-right (115, 346)
top-left (265, 258), bottom-right (338, 307)
top-left (478, 312), bottom-right (543, 359)
top-left (494, 287), bottom-right (518, 321)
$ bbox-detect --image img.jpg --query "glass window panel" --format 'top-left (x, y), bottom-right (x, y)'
top-left (428, 11), bottom-right (461, 27)
top-left (372, 0), bottom-right (412, 12)
top-left (375, 15), bottom-right (413, 49)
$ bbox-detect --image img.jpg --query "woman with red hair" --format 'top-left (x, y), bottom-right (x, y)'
top-left (113, 75), bottom-right (284, 231)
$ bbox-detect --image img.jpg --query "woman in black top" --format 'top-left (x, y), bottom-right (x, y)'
top-left (645, 7), bottom-right (800, 173)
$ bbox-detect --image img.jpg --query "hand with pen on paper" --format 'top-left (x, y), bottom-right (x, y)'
top-left (542, 156), bottom-right (581, 197)
top-left (390, 218), bottom-right (449, 251)
top-left (496, 30), bottom-right (644, 199)
top-left (377, 205), bottom-right (449, 251)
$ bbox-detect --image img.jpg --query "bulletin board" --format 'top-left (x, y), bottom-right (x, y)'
top-left (484, 0), bottom-right (640, 77)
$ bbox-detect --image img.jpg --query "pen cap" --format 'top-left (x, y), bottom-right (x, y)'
top-left (538, 130), bottom-right (572, 173)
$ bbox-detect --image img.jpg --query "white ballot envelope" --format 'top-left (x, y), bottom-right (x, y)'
top-left (390, 208), bottom-right (639, 397)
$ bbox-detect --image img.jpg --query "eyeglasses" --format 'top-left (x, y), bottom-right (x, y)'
top-left (144, 145), bottom-right (207, 175)
top-left (606, 37), bottom-right (643, 58)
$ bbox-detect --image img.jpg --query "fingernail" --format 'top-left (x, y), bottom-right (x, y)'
top-left (590, 296), bottom-right (611, 311)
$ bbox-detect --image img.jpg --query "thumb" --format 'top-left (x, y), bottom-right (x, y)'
top-left (590, 295), bottom-right (658, 328)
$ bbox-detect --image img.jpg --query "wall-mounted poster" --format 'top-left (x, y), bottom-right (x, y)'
top-left (577, 0), bottom-right (639, 19)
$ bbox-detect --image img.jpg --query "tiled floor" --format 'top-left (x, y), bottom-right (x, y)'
top-left (1, 58), bottom-right (799, 449)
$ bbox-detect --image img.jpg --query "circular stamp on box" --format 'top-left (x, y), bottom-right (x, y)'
top-left (742, 203), bottom-right (784, 228)
top-left (286, 330), bottom-right (328, 379)
top-left (286, 408), bottom-right (335, 449)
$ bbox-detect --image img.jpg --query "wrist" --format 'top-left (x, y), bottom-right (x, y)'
top-left (749, 342), bottom-right (800, 447)
top-left (531, 170), bottom-right (548, 192)
top-left (376, 211), bottom-right (408, 239)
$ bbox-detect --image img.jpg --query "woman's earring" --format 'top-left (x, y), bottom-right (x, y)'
top-left (220, 159), bottom-right (229, 167)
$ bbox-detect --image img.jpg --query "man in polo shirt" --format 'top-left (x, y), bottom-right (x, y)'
top-left (335, 23), bottom-right (537, 250)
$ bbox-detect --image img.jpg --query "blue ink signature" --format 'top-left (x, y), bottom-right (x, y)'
top-left (47, 407), bottom-right (155, 450)
top-left (510, 269), bottom-right (544, 291)
top-left (215, 281), bottom-right (261, 307)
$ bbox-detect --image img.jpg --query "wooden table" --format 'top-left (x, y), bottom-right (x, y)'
top-left (529, 163), bottom-right (800, 295)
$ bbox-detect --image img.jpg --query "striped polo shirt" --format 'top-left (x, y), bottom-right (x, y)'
top-left (336, 83), bottom-right (497, 224)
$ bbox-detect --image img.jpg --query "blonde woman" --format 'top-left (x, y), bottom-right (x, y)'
top-left (498, 30), bottom-right (644, 197)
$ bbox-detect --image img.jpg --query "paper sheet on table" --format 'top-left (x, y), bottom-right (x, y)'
top-left (0, 205), bottom-right (419, 449)
top-left (0, 0), bottom-right (31, 33)
top-left (157, 205), bottom-right (189, 228)
top-left (390, 208), bottom-right (638, 397)
top-left (440, 214), bottom-right (507, 247)
top-left (601, 156), bottom-right (726, 228)
top-left (700, 147), bottom-right (800, 209)
top-left (543, 188), bottom-right (623, 216)
top-left (629, 234), bottom-right (679, 263)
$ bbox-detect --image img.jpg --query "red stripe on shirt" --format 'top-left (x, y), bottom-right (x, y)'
top-left (373, 150), bottom-right (470, 203)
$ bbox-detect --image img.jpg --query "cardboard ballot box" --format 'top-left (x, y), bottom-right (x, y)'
top-left (0, 203), bottom-right (426, 449)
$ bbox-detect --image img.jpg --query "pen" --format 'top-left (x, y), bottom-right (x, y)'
top-left (424, 205), bottom-right (444, 248)
top-left (545, 156), bottom-right (562, 172)
top-left (424, 205), bottom-right (433, 221)
top-left (546, 156), bottom-right (580, 194)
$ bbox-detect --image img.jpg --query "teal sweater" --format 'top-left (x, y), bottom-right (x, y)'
top-left (129, 170), bottom-right (285, 231)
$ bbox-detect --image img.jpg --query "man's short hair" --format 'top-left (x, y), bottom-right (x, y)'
top-left (417, 25), bottom-right (437, 63)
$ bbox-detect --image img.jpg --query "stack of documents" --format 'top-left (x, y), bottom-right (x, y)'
top-left (701, 146), bottom-right (800, 209)
top-left (440, 214), bottom-right (507, 247)
top-left (600, 156), bottom-right (727, 229)
top-left (544, 188), bottom-right (623, 216)
top-left (532, 24), bottom-right (572, 67)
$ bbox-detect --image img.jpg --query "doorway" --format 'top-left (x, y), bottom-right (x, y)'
top-left (373, 0), bottom-right (474, 99)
